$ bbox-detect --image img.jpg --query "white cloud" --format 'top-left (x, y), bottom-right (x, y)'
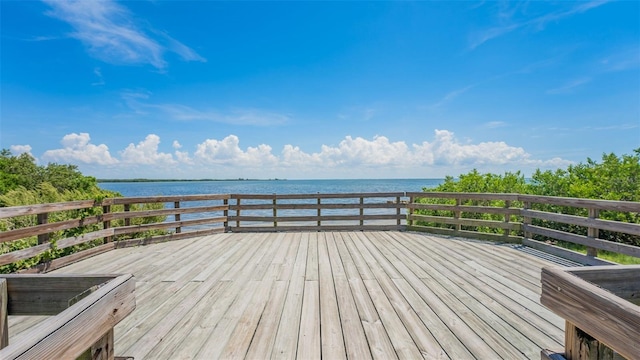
top-left (194, 135), bottom-right (278, 166)
top-left (415, 129), bottom-right (529, 165)
top-left (42, 133), bottom-right (118, 165)
top-left (120, 134), bottom-right (175, 165)
top-left (38, 130), bottom-right (571, 178)
top-left (42, 0), bottom-right (205, 70)
top-left (10, 145), bottom-right (33, 157)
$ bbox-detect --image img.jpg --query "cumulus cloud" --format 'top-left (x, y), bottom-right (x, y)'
top-left (10, 145), bottom-right (33, 156)
top-left (279, 130), bottom-right (571, 170)
top-left (42, 0), bottom-right (205, 70)
top-left (194, 135), bottom-right (278, 166)
top-left (42, 133), bottom-right (118, 165)
top-left (38, 130), bottom-right (570, 177)
top-left (120, 134), bottom-right (175, 165)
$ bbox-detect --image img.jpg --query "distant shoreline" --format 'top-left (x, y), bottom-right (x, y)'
top-left (97, 178), bottom-right (286, 183)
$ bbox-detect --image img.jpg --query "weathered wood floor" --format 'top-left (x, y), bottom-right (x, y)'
top-left (9, 231), bottom-right (566, 359)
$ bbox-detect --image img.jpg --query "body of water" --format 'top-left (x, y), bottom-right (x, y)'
top-left (98, 178), bottom-right (444, 197)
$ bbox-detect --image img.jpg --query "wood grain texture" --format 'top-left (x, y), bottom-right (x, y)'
top-left (0, 274), bottom-right (135, 360)
top-left (541, 266), bottom-right (640, 359)
top-left (8, 231), bottom-right (570, 359)
top-left (0, 279), bottom-right (7, 350)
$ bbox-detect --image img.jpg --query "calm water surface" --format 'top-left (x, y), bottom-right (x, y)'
top-left (98, 179), bottom-right (444, 197)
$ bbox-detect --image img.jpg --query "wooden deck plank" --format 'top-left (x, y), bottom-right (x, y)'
top-left (394, 232), bottom-right (565, 352)
top-left (8, 231), bottom-right (567, 359)
top-left (382, 233), bottom-right (564, 348)
top-left (399, 232), bottom-right (563, 329)
top-left (326, 233), bottom-right (372, 360)
top-left (168, 233), bottom-right (272, 359)
top-left (271, 232), bottom-right (308, 359)
top-left (297, 280), bottom-right (321, 359)
top-left (219, 279), bottom-right (274, 359)
top-left (334, 233), bottom-right (398, 360)
top-left (244, 280), bottom-right (289, 359)
top-left (397, 233), bottom-right (564, 336)
top-left (317, 233), bottom-right (347, 359)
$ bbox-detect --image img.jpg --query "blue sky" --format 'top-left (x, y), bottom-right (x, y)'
top-left (1, 0), bottom-right (638, 179)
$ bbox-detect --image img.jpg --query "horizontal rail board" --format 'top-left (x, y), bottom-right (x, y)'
top-left (228, 224), bottom-right (404, 232)
top-left (406, 225), bottom-right (523, 243)
top-left (0, 200), bottom-right (97, 219)
top-left (229, 214), bottom-right (402, 222)
top-left (115, 227), bottom-right (225, 248)
top-left (407, 192), bottom-right (519, 201)
top-left (523, 224), bottom-right (640, 258)
top-left (113, 216), bottom-right (226, 236)
top-left (230, 192), bottom-right (406, 200)
top-left (105, 204), bottom-right (228, 221)
top-left (522, 209), bottom-right (640, 236)
top-left (103, 194), bottom-right (230, 205)
top-left (409, 214), bottom-right (521, 231)
top-left (24, 243), bottom-right (117, 274)
top-left (407, 203), bottom-right (520, 215)
top-left (522, 239), bottom-right (613, 266)
top-left (230, 203), bottom-right (402, 211)
top-left (519, 194), bottom-right (640, 212)
top-left (0, 215), bottom-right (103, 243)
top-left (0, 229), bottom-right (115, 267)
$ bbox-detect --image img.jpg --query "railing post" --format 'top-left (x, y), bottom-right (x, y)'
top-left (523, 201), bottom-right (532, 240)
top-left (454, 198), bottom-right (462, 233)
top-left (359, 197), bottom-right (364, 227)
top-left (0, 278), bottom-right (8, 350)
top-left (586, 208), bottom-right (599, 258)
top-left (503, 200), bottom-right (511, 238)
top-left (37, 213), bottom-right (49, 245)
top-left (396, 196), bottom-right (401, 226)
top-left (174, 201), bottom-right (181, 234)
top-left (236, 198), bottom-right (241, 229)
top-left (408, 196), bottom-right (414, 227)
top-left (223, 198), bottom-right (229, 231)
top-left (317, 193), bottom-right (321, 227)
top-left (102, 204), bottom-right (112, 243)
top-left (124, 204), bottom-right (131, 227)
top-left (273, 194), bottom-right (277, 228)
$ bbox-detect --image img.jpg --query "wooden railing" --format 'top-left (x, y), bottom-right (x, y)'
top-left (541, 265), bottom-right (640, 360)
top-left (228, 192), bottom-right (407, 232)
top-left (0, 194), bottom-right (229, 273)
top-left (0, 191), bottom-right (639, 359)
top-left (0, 274), bottom-right (135, 359)
top-left (0, 192), bottom-right (639, 273)
top-left (407, 192), bottom-right (640, 266)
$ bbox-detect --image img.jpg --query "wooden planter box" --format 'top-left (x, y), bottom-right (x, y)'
top-left (541, 266), bottom-right (640, 360)
top-left (0, 274), bottom-right (135, 360)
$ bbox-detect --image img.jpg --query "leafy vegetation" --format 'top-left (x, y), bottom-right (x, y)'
top-left (416, 149), bottom-right (640, 264)
top-left (0, 150), bottom-right (167, 273)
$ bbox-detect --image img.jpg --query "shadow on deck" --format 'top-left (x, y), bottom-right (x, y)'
top-left (9, 231), bottom-right (566, 359)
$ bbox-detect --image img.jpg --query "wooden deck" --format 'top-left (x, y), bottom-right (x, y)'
top-left (9, 231), bottom-right (567, 359)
